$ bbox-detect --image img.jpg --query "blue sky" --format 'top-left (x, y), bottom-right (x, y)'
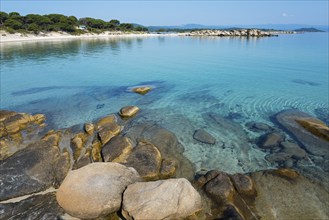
top-left (1, 1), bottom-right (328, 26)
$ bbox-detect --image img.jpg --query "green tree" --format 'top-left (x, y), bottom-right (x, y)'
top-left (27, 23), bottom-right (41, 34)
top-left (0, 11), bottom-right (8, 25)
top-left (119, 23), bottom-right (134, 31)
top-left (109, 19), bottom-right (120, 26)
top-left (4, 18), bottom-right (23, 29)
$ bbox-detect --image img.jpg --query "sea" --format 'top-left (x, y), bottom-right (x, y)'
top-left (1, 33), bottom-right (328, 173)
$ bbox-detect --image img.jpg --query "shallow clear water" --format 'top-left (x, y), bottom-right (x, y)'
top-left (1, 33), bottom-right (328, 173)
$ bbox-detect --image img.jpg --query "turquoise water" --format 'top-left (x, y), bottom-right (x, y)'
top-left (1, 33), bottom-right (328, 172)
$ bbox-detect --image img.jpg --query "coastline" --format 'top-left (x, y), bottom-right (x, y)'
top-left (0, 30), bottom-right (180, 43)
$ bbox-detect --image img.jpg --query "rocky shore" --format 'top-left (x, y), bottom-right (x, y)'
top-left (185, 29), bottom-right (296, 37)
top-left (1, 86), bottom-right (329, 219)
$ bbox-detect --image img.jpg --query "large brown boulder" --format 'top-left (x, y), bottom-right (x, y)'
top-left (56, 163), bottom-right (140, 219)
top-left (122, 178), bottom-right (202, 220)
top-left (119, 106), bottom-right (140, 118)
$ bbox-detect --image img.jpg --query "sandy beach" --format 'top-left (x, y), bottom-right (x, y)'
top-left (0, 30), bottom-right (180, 43)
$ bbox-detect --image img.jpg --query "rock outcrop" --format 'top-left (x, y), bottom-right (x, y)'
top-left (122, 178), bottom-right (202, 220)
top-left (186, 29), bottom-right (275, 37)
top-left (131, 86), bottom-right (152, 95)
top-left (56, 163), bottom-right (140, 219)
top-left (102, 136), bottom-right (133, 162)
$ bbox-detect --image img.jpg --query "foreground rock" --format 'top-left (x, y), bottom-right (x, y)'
top-left (102, 136), bottom-right (133, 162)
top-left (273, 110), bottom-right (329, 156)
top-left (56, 162), bottom-right (140, 219)
top-left (119, 106), bottom-right (140, 118)
top-left (0, 135), bottom-right (70, 201)
top-left (251, 169), bottom-right (329, 220)
top-left (193, 129), bottom-right (216, 145)
top-left (0, 192), bottom-right (64, 219)
top-left (122, 178), bottom-right (202, 220)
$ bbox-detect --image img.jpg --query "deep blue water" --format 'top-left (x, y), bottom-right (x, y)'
top-left (1, 33), bottom-right (328, 172)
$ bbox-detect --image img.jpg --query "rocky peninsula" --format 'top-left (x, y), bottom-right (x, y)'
top-left (0, 86), bottom-right (329, 219)
top-left (185, 29), bottom-right (296, 37)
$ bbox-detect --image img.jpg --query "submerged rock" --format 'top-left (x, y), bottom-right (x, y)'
top-left (193, 129), bottom-right (216, 145)
top-left (0, 192), bottom-right (64, 219)
top-left (273, 110), bottom-right (329, 156)
top-left (257, 132), bottom-right (284, 149)
top-left (295, 118), bottom-right (329, 142)
top-left (56, 163), bottom-right (140, 219)
top-left (122, 178), bottom-right (202, 220)
top-left (281, 141), bottom-right (307, 160)
top-left (131, 86), bottom-right (152, 95)
top-left (245, 121), bottom-right (273, 132)
top-left (119, 106), bottom-right (140, 118)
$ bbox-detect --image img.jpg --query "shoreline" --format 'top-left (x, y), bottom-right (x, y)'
top-left (0, 31), bottom-right (180, 43)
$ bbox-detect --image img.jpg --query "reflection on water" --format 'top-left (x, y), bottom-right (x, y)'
top-left (0, 37), bottom-right (146, 63)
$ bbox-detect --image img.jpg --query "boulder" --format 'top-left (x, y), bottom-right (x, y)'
top-left (0, 192), bottom-right (64, 220)
top-left (73, 148), bottom-right (92, 169)
top-left (84, 123), bottom-right (94, 135)
top-left (160, 158), bottom-right (177, 179)
top-left (204, 171), bottom-right (235, 204)
top-left (97, 122), bottom-right (122, 145)
top-left (125, 140), bottom-right (162, 180)
top-left (96, 114), bottom-right (117, 129)
top-left (71, 132), bottom-right (87, 160)
top-left (273, 110), bottom-right (329, 156)
top-left (257, 132), bottom-right (284, 149)
top-left (119, 106), bottom-right (140, 118)
top-left (102, 136), bottom-right (133, 162)
top-left (122, 178), bottom-right (202, 220)
top-left (230, 173), bottom-right (256, 197)
top-left (193, 129), bottom-right (216, 145)
top-left (56, 162), bottom-right (140, 219)
top-left (265, 152), bottom-right (291, 163)
top-left (132, 86), bottom-right (152, 95)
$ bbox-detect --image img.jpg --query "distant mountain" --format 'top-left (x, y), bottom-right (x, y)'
top-left (148, 24), bottom-right (329, 32)
top-left (294, 28), bottom-right (325, 32)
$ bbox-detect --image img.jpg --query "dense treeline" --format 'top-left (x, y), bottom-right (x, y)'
top-left (0, 11), bottom-right (148, 34)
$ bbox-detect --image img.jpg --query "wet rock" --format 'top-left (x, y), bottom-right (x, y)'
top-left (102, 136), bottom-right (133, 162)
top-left (96, 114), bottom-right (117, 129)
top-left (125, 124), bottom-right (195, 180)
top-left (84, 123), bottom-right (94, 135)
top-left (230, 173), bottom-right (256, 197)
top-left (0, 138), bottom-right (70, 201)
top-left (97, 122), bottom-right (122, 145)
top-left (125, 140), bottom-right (162, 180)
top-left (281, 141), bottom-right (307, 160)
top-left (195, 170), bottom-right (221, 187)
top-left (132, 86), bottom-right (152, 95)
top-left (273, 110), bottom-right (329, 156)
top-left (119, 106), bottom-right (140, 118)
top-left (257, 132), bottom-right (284, 149)
top-left (245, 121), bottom-right (272, 132)
top-left (71, 132), bottom-right (87, 160)
top-left (251, 169), bottom-right (329, 220)
top-left (122, 178), bottom-right (202, 220)
top-left (295, 118), bottom-right (329, 141)
top-left (193, 129), bottom-right (216, 145)
top-left (269, 168), bottom-right (299, 180)
top-left (91, 138), bottom-right (103, 162)
top-left (219, 204), bottom-right (245, 220)
top-left (73, 148), bottom-right (92, 169)
top-left (0, 192), bottom-right (64, 219)
top-left (159, 158), bottom-right (177, 179)
top-left (56, 163), bottom-right (140, 219)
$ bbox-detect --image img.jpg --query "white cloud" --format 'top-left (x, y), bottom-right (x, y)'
top-left (282, 13), bottom-right (288, 17)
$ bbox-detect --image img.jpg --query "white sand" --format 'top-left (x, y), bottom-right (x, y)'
top-left (0, 30), bottom-right (181, 43)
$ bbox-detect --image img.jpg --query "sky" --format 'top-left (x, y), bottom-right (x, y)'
top-left (1, 1), bottom-right (328, 26)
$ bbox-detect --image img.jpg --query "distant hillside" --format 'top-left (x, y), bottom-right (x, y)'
top-left (294, 28), bottom-right (325, 32)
